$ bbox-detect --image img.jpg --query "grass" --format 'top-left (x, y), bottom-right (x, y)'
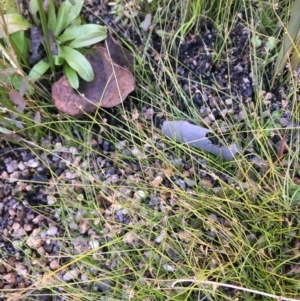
top-left (1, 0), bottom-right (300, 300)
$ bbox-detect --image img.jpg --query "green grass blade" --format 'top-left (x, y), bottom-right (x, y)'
top-left (274, 0), bottom-right (300, 75)
top-left (36, 0), bottom-right (55, 77)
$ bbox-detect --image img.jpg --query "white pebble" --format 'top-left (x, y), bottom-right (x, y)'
top-left (65, 171), bottom-right (76, 180)
top-left (17, 162), bottom-right (26, 171)
top-left (69, 146), bottom-right (78, 155)
top-left (134, 190), bottom-right (148, 201)
top-left (156, 231), bottom-right (165, 243)
top-left (25, 185), bottom-right (32, 191)
top-left (26, 159), bottom-right (39, 168)
top-left (47, 195), bottom-right (56, 205)
top-left (225, 98), bottom-right (233, 105)
top-left (69, 222), bottom-right (78, 230)
top-left (47, 226), bottom-right (58, 236)
top-left (89, 239), bottom-right (99, 249)
top-left (162, 264), bottom-right (176, 272)
top-left (116, 140), bottom-right (127, 150)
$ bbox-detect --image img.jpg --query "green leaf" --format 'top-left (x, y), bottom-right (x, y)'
top-left (0, 14), bottom-right (32, 38)
top-left (29, 0), bottom-right (40, 25)
top-left (54, 1), bottom-right (68, 36)
top-left (291, 187), bottom-right (300, 202)
top-left (59, 46), bottom-right (94, 82)
top-left (64, 63), bottom-right (79, 89)
top-left (10, 31), bottom-right (30, 59)
top-left (266, 36), bottom-right (276, 51)
top-left (251, 35), bottom-right (262, 48)
top-left (69, 35), bottom-right (106, 48)
top-left (69, 35), bottom-right (107, 48)
top-left (55, 0), bottom-right (84, 36)
top-left (28, 60), bottom-right (51, 80)
top-left (68, 17), bottom-right (82, 29)
top-left (2, 0), bottom-right (18, 13)
top-left (63, 0), bottom-right (84, 30)
top-left (47, 0), bottom-right (57, 32)
top-left (58, 24), bottom-right (107, 44)
top-left (53, 55), bottom-right (65, 66)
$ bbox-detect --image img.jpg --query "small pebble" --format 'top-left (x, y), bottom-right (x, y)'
top-left (203, 116), bottom-right (212, 124)
top-left (175, 179), bottom-right (186, 190)
top-left (47, 195), bottom-right (56, 205)
top-left (24, 224), bottom-right (34, 232)
top-left (8, 171), bottom-right (20, 183)
top-left (134, 190), bottom-right (148, 201)
top-left (144, 108), bottom-right (154, 120)
top-left (47, 226), bottom-right (58, 236)
top-left (238, 111), bottom-right (246, 120)
top-left (115, 140), bottom-right (127, 150)
top-left (221, 109), bottom-right (228, 116)
top-left (17, 162), bottom-right (26, 171)
top-left (26, 228), bottom-right (44, 249)
top-left (52, 155), bottom-right (60, 162)
top-left (6, 160), bottom-right (18, 173)
top-left (162, 264), bottom-right (176, 272)
top-left (63, 268), bottom-right (79, 281)
top-left (26, 159), bottom-right (40, 168)
top-left (89, 239), bottom-right (99, 249)
top-left (156, 231), bottom-right (165, 243)
top-left (225, 98), bottom-right (233, 105)
top-left (94, 279), bottom-right (113, 292)
top-left (65, 171), bottom-right (76, 180)
top-left (69, 146), bottom-right (78, 155)
top-left (279, 118), bottom-right (290, 127)
top-left (208, 113), bottom-right (215, 121)
top-left (170, 158), bottom-right (183, 166)
top-left (69, 222), bottom-right (78, 230)
top-left (110, 174), bottom-right (119, 184)
top-left (50, 259), bottom-right (60, 270)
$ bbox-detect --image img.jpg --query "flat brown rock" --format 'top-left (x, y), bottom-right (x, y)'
top-left (52, 35), bottom-right (135, 116)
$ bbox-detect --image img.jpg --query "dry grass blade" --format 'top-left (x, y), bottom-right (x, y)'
top-left (171, 279), bottom-right (300, 301)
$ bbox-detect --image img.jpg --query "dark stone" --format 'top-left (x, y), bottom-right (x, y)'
top-left (43, 241), bottom-right (54, 254)
top-left (94, 279), bottom-right (114, 292)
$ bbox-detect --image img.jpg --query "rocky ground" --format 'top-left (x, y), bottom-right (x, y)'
top-left (1, 1), bottom-right (300, 300)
